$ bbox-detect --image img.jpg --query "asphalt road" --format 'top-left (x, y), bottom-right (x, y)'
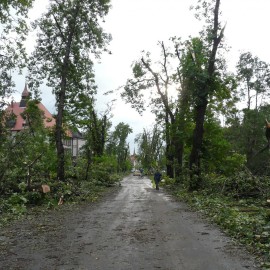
top-left (0, 175), bottom-right (259, 270)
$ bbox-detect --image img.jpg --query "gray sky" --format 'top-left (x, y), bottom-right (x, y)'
top-left (13, 0), bottom-right (270, 151)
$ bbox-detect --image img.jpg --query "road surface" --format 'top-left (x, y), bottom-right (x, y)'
top-left (0, 175), bottom-right (259, 269)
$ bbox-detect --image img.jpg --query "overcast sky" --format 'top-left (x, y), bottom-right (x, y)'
top-left (13, 0), bottom-right (270, 151)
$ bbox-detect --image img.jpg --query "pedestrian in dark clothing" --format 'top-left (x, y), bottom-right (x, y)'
top-left (139, 168), bottom-right (144, 178)
top-left (154, 170), bottom-right (162, 190)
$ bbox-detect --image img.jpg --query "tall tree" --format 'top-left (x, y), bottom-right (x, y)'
top-left (188, 0), bottom-right (225, 189)
top-left (236, 52), bottom-right (270, 166)
top-left (0, 0), bottom-right (34, 101)
top-left (135, 125), bottom-right (163, 171)
top-left (121, 41), bottom-right (179, 178)
top-left (0, 0), bottom-right (34, 145)
top-left (28, 0), bottom-right (111, 181)
top-left (0, 99), bottom-right (56, 194)
top-left (107, 122), bottom-right (132, 172)
top-left (237, 52), bottom-right (270, 111)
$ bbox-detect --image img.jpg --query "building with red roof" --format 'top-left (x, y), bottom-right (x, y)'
top-left (5, 84), bottom-right (84, 157)
top-left (5, 84), bottom-right (56, 131)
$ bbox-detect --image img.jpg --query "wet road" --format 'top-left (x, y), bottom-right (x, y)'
top-left (61, 175), bottom-right (257, 269)
top-left (1, 175), bottom-right (258, 269)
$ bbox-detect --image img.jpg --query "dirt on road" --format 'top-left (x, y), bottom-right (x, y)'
top-left (0, 175), bottom-right (259, 270)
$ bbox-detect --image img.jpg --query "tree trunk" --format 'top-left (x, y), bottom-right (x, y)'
top-left (189, 100), bottom-right (208, 190)
top-left (188, 0), bottom-right (223, 189)
top-left (174, 140), bottom-right (184, 181)
top-left (56, 88), bottom-right (66, 181)
top-left (55, 3), bottom-right (80, 181)
top-left (101, 115), bottom-right (107, 155)
top-left (170, 121), bottom-right (183, 180)
top-left (165, 113), bottom-right (174, 178)
top-left (85, 149), bottom-right (92, 181)
top-left (173, 91), bottom-right (189, 181)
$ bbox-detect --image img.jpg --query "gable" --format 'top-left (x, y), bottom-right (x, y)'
top-left (5, 101), bottom-right (56, 131)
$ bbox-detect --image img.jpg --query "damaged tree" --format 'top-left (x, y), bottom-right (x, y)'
top-left (28, 0), bottom-right (111, 181)
top-left (188, 0), bottom-right (225, 189)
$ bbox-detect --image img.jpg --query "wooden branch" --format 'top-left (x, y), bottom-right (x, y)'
top-left (175, 46), bottom-right (184, 89)
top-left (160, 41), bottom-right (170, 86)
top-left (207, 0), bottom-right (224, 90)
top-left (213, 0), bottom-right (220, 40)
top-left (52, 13), bottom-right (66, 43)
top-left (141, 57), bottom-right (175, 123)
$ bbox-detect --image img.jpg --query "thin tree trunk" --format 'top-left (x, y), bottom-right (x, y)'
top-left (165, 112), bottom-right (174, 178)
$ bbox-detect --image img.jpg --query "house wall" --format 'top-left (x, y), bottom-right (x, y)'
top-left (72, 138), bottom-right (85, 157)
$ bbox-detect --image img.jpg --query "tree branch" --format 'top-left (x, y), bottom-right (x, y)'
top-left (141, 57), bottom-right (174, 122)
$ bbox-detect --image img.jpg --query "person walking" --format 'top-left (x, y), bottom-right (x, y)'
top-left (154, 169), bottom-right (162, 190)
top-left (139, 168), bottom-right (144, 178)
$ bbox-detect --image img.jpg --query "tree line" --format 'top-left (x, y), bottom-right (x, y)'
top-left (122, 0), bottom-right (270, 192)
top-left (1, 0), bottom-right (270, 200)
top-left (0, 0), bottom-right (133, 199)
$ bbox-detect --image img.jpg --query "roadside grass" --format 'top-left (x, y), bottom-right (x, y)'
top-left (167, 184), bottom-right (270, 269)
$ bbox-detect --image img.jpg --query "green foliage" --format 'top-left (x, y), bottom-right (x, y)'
top-left (219, 153), bottom-right (246, 176)
top-left (91, 156), bottom-right (121, 186)
top-left (0, 175), bottom-right (123, 227)
top-left (160, 175), bottom-right (175, 186)
top-left (237, 52), bottom-right (270, 110)
top-left (222, 169), bottom-right (270, 197)
top-left (24, 191), bottom-right (42, 205)
top-left (0, 193), bottom-right (28, 216)
top-left (0, 99), bottom-right (57, 195)
top-left (0, 0), bottom-right (33, 99)
top-left (225, 104), bottom-right (270, 175)
top-left (27, 0), bottom-right (112, 180)
top-left (173, 185), bottom-right (270, 267)
top-left (47, 181), bottom-right (75, 203)
top-left (135, 125), bottom-right (164, 171)
top-left (132, 62), bottom-right (145, 78)
top-left (106, 122), bottom-right (132, 172)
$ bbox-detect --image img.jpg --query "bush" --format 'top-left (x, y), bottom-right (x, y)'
top-left (223, 167), bottom-right (268, 197)
top-left (3, 193), bottom-right (28, 216)
top-left (161, 176), bottom-right (175, 186)
top-left (24, 191), bottom-right (42, 205)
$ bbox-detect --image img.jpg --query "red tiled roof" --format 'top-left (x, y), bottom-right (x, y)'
top-left (5, 101), bottom-right (56, 131)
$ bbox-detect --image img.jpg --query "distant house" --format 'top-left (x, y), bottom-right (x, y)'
top-left (5, 84), bottom-right (85, 157)
top-left (64, 130), bottom-right (85, 157)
